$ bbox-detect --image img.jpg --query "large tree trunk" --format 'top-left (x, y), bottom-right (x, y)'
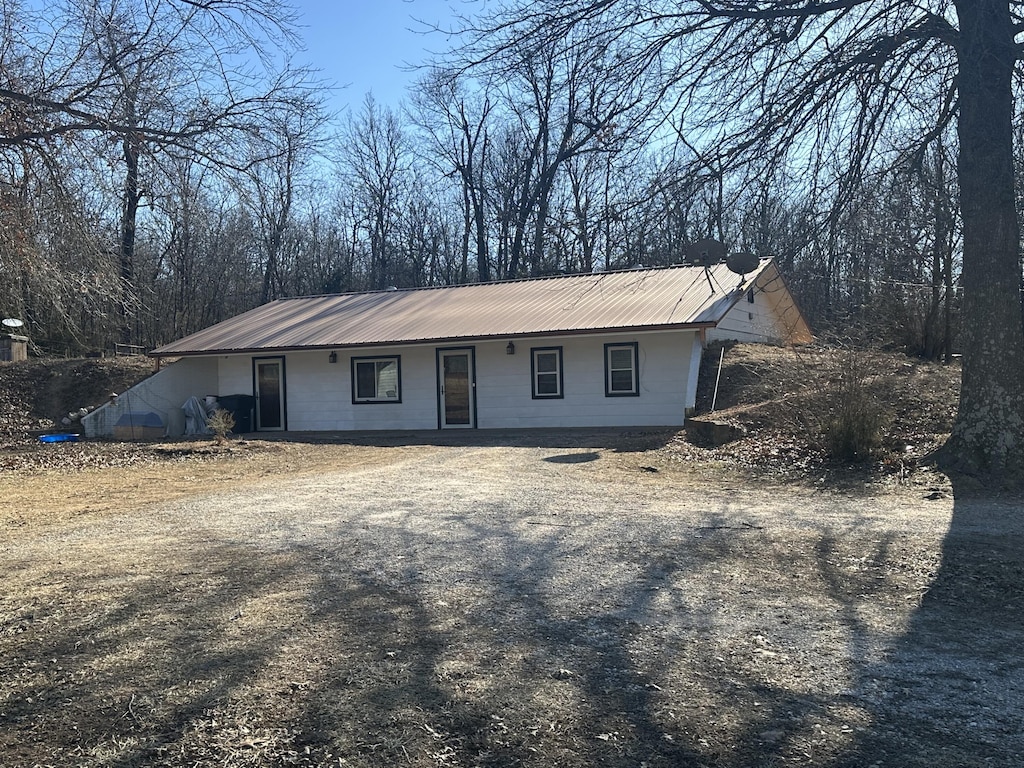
top-left (119, 131), bottom-right (141, 346)
top-left (474, 187), bottom-right (489, 282)
top-left (943, 1), bottom-right (1024, 477)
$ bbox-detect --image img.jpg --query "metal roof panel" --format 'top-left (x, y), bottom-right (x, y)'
top-left (151, 261), bottom-right (770, 356)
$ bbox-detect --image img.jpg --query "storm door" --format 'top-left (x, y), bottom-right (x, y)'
top-left (438, 348), bottom-right (476, 428)
top-left (254, 357), bottom-right (286, 431)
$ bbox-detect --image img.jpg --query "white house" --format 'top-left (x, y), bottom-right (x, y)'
top-left (83, 260), bottom-right (811, 437)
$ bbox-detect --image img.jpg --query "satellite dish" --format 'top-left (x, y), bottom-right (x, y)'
top-left (726, 252), bottom-right (760, 276)
top-left (685, 238), bottom-right (726, 265)
top-left (2, 318), bottom-right (24, 329)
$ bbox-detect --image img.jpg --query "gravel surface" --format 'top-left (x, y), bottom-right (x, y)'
top-left (4, 434), bottom-right (1023, 767)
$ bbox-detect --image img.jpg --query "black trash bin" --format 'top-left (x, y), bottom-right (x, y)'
top-left (216, 394), bottom-right (256, 433)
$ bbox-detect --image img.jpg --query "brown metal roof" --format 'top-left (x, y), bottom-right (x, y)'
top-left (151, 261), bottom-right (773, 356)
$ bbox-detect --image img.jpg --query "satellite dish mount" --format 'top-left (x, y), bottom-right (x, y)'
top-left (685, 239), bottom-right (726, 293)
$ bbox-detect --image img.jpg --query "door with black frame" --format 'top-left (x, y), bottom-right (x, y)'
top-left (253, 357), bottom-right (286, 431)
top-left (437, 348), bottom-right (475, 428)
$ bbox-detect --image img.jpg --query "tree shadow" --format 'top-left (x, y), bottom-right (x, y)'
top-left (248, 426), bottom-right (678, 452)
top-left (289, 500), bottom-right (710, 766)
top-left (4, 458), bottom-right (1022, 767)
top-left (0, 541), bottom-right (325, 764)
top-left (833, 478), bottom-right (1024, 766)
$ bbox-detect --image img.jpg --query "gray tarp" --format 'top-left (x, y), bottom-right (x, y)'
top-left (182, 396), bottom-right (212, 435)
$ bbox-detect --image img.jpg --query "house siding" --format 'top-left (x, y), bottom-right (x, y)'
top-left (706, 290), bottom-right (782, 343)
top-left (127, 329), bottom-right (699, 433)
top-left (706, 265), bottom-right (812, 345)
top-left (475, 332), bottom-right (697, 428)
top-left (86, 328), bottom-right (702, 437)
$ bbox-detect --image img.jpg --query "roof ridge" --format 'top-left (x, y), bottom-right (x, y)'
top-left (274, 262), bottom-right (710, 302)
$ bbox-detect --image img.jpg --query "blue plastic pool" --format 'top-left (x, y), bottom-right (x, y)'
top-left (38, 433), bottom-right (79, 443)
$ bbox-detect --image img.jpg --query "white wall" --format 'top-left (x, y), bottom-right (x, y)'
top-left (82, 357), bottom-right (219, 437)
top-left (214, 347), bottom-right (452, 431)
top-left (475, 331), bottom-right (698, 428)
top-left (85, 329), bottom-right (700, 436)
top-left (281, 346), bottom-right (440, 431)
top-left (195, 330), bottom-right (700, 433)
top-left (706, 287), bottom-right (783, 343)
top-left (707, 265), bottom-right (812, 345)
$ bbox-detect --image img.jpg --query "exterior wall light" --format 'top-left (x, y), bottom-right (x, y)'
top-left (329, 351), bottom-right (338, 364)
top-left (506, 341), bottom-right (515, 355)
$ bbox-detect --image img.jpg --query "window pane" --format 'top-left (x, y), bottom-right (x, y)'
top-left (532, 349), bottom-right (562, 397)
top-left (443, 353), bottom-right (470, 423)
top-left (355, 357), bottom-right (400, 401)
top-left (537, 373), bottom-right (559, 395)
top-left (611, 369), bottom-right (634, 391)
top-left (377, 360), bottom-right (398, 398)
top-left (536, 352), bottom-right (557, 373)
top-left (606, 345), bottom-right (637, 395)
top-left (356, 361), bottom-right (377, 399)
top-left (609, 348), bottom-right (633, 370)
top-left (445, 355), bottom-right (468, 375)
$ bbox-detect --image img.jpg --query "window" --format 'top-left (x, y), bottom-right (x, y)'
top-left (605, 342), bottom-right (639, 396)
top-left (531, 347), bottom-right (563, 399)
top-left (352, 356), bottom-right (401, 403)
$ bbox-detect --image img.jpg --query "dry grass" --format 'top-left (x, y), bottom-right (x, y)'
top-left (4, 347), bottom-right (1021, 768)
top-left (3, 436), bottom-right (1022, 768)
top-left (1, 440), bottom-right (432, 524)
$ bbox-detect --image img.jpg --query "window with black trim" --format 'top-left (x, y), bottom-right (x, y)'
top-left (604, 342), bottom-right (638, 396)
top-left (352, 356), bottom-right (401, 403)
top-left (531, 346), bottom-right (563, 399)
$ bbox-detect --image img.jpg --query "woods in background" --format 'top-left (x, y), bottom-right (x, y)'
top-left (1, 1), bottom-right (964, 361)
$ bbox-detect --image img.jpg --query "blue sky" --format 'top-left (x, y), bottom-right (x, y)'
top-left (292, 0), bottom-right (464, 113)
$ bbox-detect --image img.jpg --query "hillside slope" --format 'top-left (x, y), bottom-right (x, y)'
top-left (680, 341), bottom-right (960, 477)
top-left (0, 356), bottom-right (154, 439)
top-left (0, 344), bottom-right (961, 480)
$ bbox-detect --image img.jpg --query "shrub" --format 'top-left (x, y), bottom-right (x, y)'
top-left (820, 349), bottom-right (888, 462)
top-left (207, 408), bottom-right (235, 445)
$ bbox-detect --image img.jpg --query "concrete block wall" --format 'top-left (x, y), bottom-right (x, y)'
top-left (82, 357), bottom-right (218, 438)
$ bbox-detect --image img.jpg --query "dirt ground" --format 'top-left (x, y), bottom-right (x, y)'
top-left (2, 429), bottom-right (1023, 768)
top-left (1, 346), bottom-right (1021, 766)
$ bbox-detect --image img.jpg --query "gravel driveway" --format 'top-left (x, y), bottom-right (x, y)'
top-left (4, 434), bottom-right (1023, 767)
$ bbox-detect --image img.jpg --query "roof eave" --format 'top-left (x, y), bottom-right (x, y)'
top-left (148, 321), bottom-right (717, 358)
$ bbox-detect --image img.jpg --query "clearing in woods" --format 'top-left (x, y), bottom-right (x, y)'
top-left (1, 345), bottom-right (1022, 767)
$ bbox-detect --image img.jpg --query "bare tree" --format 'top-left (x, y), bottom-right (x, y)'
top-left (562, 152), bottom-right (605, 273)
top-left (491, 30), bottom-right (645, 277)
top-left (0, 0), bottom-right (321, 343)
top-left (340, 95), bottom-right (411, 289)
top-left (455, 1), bottom-right (1024, 479)
top-left (291, 191), bottom-right (354, 297)
top-left (238, 103), bottom-right (329, 304)
top-left (0, 158), bottom-right (121, 351)
top-left (411, 70), bottom-right (495, 282)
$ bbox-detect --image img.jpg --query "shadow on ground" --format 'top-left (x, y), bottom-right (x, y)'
top-left (249, 426), bottom-right (677, 452)
top-left (2, 464), bottom-right (1022, 766)
top-left (832, 479), bottom-right (1024, 767)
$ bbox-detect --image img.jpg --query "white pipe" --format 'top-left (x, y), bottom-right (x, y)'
top-left (710, 346), bottom-right (726, 412)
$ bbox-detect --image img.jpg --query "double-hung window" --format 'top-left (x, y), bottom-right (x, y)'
top-left (352, 356), bottom-right (401, 403)
top-left (604, 342), bottom-right (639, 396)
top-left (531, 347), bottom-right (563, 399)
